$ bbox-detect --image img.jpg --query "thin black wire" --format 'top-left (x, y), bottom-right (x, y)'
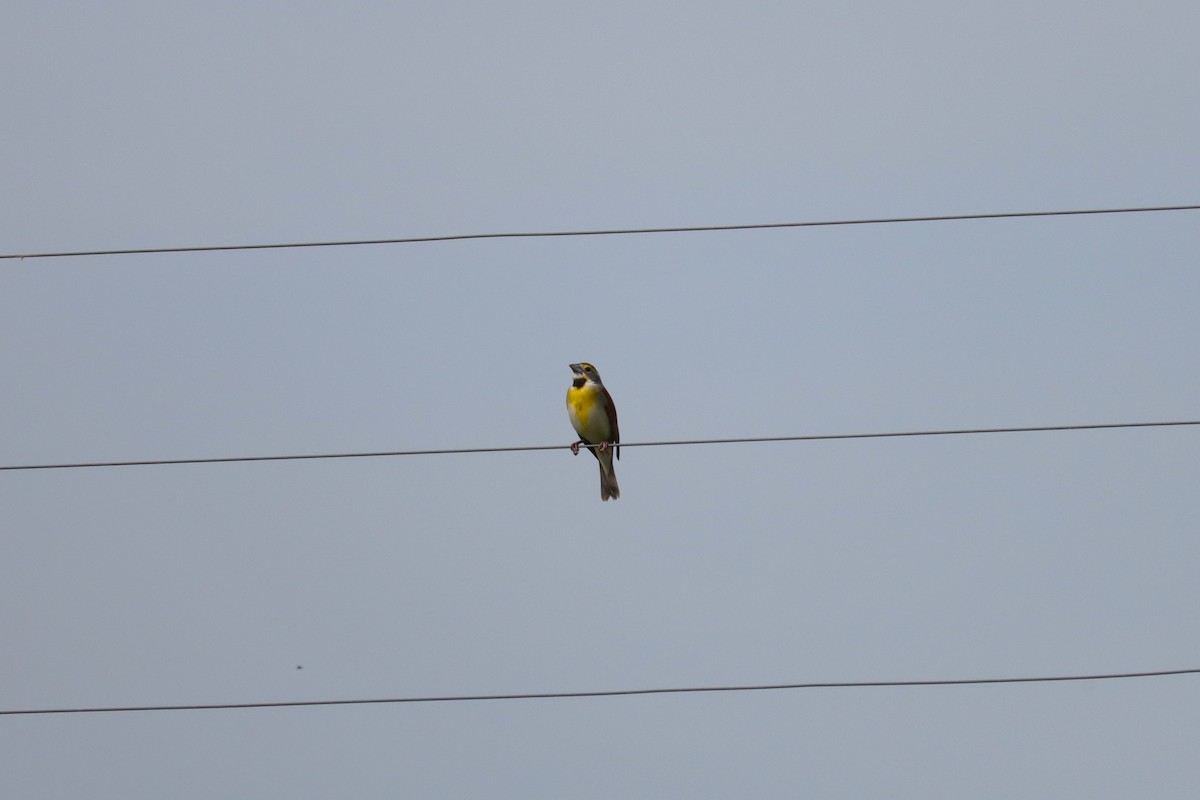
top-left (3, 204), bottom-right (1197, 261)
top-left (1, 419), bottom-right (1196, 472)
top-left (3, 667), bottom-right (1196, 716)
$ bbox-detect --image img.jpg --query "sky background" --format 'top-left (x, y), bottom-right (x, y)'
top-left (3, 2), bottom-right (1199, 797)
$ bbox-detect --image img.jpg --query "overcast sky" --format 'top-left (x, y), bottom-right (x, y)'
top-left (3, 2), bottom-right (1199, 797)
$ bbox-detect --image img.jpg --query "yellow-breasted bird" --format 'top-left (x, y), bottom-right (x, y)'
top-left (566, 362), bottom-right (620, 501)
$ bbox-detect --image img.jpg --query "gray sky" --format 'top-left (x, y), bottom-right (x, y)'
top-left (3, 2), bottom-right (1199, 797)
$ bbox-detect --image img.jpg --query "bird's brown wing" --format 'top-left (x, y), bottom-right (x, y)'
top-left (602, 385), bottom-right (620, 460)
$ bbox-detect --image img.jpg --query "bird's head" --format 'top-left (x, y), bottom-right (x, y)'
top-left (570, 362), bottom-right (603, 386)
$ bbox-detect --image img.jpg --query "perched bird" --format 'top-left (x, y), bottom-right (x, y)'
top-left (566, 362), bottom-right (620, 501)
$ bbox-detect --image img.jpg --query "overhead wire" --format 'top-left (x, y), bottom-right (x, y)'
top-left (1, 419), bottom-right (1196, 472)
top-left (3, 667), bottom-right (1196, 716)
top-left (2, 203), bottom-right (1198, 261)
top-left (5, 207), bottom-right (1198, 721)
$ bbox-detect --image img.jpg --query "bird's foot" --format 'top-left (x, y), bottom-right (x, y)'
top-left (570, 440), bottom-right (583, 456)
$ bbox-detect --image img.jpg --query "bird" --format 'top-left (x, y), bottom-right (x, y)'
top-left (566, 362), bottom-right (620, 500)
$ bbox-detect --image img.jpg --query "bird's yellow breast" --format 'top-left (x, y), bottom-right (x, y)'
top-left (567, 383), bottom-right (611, 441)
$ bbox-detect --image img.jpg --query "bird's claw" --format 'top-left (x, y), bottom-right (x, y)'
top-left (570, 441), bottom-right (582, 456)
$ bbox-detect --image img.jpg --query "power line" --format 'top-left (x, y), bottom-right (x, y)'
top-left (2, 419), bottom-right (1196, 472)
top-left (3, 667), bottom-right (1196, 716)
top-left (3, 204), bottom-right (1197, 261)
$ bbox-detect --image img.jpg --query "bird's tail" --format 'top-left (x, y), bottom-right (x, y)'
top-left (599, 460), bottom-right (620, 501)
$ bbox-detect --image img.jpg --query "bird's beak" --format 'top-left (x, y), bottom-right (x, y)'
top-left (569, 363), bottom-right (581, 373)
